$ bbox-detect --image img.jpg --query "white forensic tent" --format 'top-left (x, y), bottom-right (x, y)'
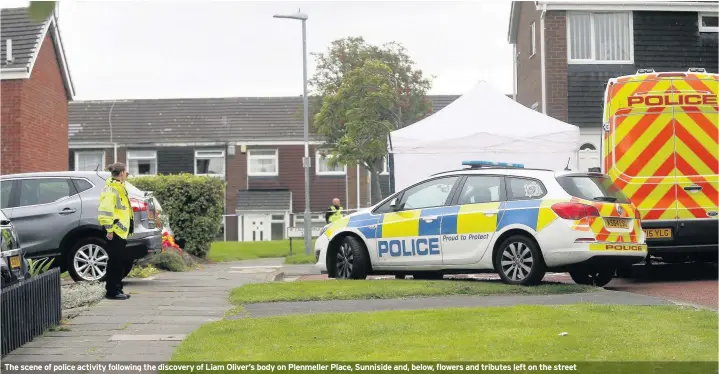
top-left (389, 81), bottom-right (581, 191)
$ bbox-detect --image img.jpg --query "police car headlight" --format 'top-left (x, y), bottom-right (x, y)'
top-left (318, 224), bottom-right (329, 237)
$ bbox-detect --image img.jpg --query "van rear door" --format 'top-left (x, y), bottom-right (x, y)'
top-left (605, 74), bottom-right (677, 223)
top-left (671, 74), bottom-right (719, 222)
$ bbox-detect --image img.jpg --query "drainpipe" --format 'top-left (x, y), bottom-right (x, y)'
top-left (356, 164), bottom-right (360, 210)
top-left (512, 44), bottom-right (518, 101)
top-left (540, 4), bottom-right (547, 115)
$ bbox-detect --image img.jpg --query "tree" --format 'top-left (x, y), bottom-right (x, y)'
top-left (313, 59), bottom-right (402, 204)
top-left (28, 2), bottom-right (56, 22)
top-left (310, 37), bottom-right (434, 203)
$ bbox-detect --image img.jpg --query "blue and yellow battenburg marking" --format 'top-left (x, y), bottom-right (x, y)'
top-left (323, 198), bottom-right (571, 257)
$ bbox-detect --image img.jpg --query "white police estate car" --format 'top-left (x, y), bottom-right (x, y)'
top-left (314, 161), bottom-right (648, 287)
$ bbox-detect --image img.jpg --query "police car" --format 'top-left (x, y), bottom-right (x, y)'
top-left (314, 161), bottom-right (648, 287)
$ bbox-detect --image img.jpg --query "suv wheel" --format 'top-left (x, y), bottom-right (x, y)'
top-left (334, 236), bottom-right (369, 280)
top-left (494, 235), bottom-right (546, 286)
top-left (67, 237), bottom-right (109, 282)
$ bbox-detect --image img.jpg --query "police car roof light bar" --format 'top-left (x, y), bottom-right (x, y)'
top-left (462, 160), bottom-right (525, 169)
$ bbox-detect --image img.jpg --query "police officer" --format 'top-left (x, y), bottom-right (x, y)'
top-left (98, 163), bottom-right (134, 300)
top-left (325, 198), bottom-right (343, 224)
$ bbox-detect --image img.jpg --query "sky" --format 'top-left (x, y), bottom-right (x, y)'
top-left (4, 0), bottom-right (515, 100)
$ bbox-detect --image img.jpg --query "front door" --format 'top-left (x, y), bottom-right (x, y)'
top-left (244, 214), bottom-right (269, 241)
top-left (376, 176), bottom-right (459, 267)
top-left (9, 178), bottom-right (82, 257)
top-left (441, 175), bottom-right (505, 265)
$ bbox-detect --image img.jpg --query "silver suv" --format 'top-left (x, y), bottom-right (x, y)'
top-left (0, 171), bottom-right (162, 282)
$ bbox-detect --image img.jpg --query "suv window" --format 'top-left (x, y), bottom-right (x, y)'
top-left (18, 179), bottom-right (74, 207)
top-left (556, 175), bottom-right (631, 204)
top-left (72, 179), bottom-right (94, 194)
top-left (506, 177), bottom-right (546, 200)
top-left (1, 180), bottom-right (12, 209)
top-left (458, 176), bottom-right (502, 204)
top-left (398, 176), bottom-right (459, 211)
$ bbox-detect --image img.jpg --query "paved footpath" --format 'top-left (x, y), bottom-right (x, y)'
top-left (4, 258), bottom-right (286, 364)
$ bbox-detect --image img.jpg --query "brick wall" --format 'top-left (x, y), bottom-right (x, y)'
top-left (544, 11), bottom-right (569, 122)
top-left (1, 34), bottom-right (69, 174)
top-left (515, 1), bottom-right (542, 110)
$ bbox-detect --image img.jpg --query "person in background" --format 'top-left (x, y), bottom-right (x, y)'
top-left (325, 198), bottom-right (344, 224)
top-left (98, 163), bottom-right (134, 300)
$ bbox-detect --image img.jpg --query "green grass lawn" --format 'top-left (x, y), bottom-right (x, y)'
top-left (171, 304), bottom-right (718, 362)
top-left (209, 240), bottom-right (316, 263)
top-left (229, 279), bottom-right (596, 305)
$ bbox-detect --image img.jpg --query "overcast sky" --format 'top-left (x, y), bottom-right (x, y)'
top-left (4, 0), bottom-right (514, 100)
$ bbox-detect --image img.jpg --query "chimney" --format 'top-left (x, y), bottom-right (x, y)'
top-left (6, 39), bottom-right (13, 64)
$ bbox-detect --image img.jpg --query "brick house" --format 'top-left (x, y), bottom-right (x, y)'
top-left (67, 96), bottom-right (458, 241)
top-left (1, 6), bottom-right (75, 174)
top-left (508, 1), bottom-right (718, 171)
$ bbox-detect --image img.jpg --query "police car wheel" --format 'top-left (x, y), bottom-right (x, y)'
top-left (569, 267), bottom-right (614, 287)
top-left (334, 236), bottom-right (369, 280)
top-left (494, 235), bottom-right (545, 286)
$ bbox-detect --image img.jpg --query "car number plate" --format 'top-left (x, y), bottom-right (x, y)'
top-left (9, 255), bottom-right (21, 269)
top-left (645, 228), bottom-right (672, 239)
top-left (604, 218), bottom-right (629, 229)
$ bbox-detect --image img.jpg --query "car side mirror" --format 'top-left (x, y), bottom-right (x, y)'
top-left (389, 198), bottom-right (399, 211)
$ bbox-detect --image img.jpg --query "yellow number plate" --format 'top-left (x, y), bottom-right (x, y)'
top-left (9, 255), bottom-right (20, 269)
top-left (645, 228), bottom-right (672, 239)
top-left (604, 218), bottom-right (629, 229)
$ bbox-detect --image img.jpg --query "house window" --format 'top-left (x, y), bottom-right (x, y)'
top-left (127, 150), bottom-right (157, 176)
top-left (195, 150), bottom-right (225, 177)
top-left (248, 149), bottom-right (278, 176)
top-left (699, 13), bottom-right (719, 33)
top-left (75, 151), bottom-right (105, 171)
top-left (316, 151), bottom-right (345, 175)
top-left (529, 22), bottom-right (536, 57)
top-left (580, 143), bottom-right (597, 151)
top-left (567, 12), bottom-right (633, 63)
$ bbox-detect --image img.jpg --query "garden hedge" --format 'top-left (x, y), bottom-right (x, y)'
top-left (130, 174), bottom-right (224, 258)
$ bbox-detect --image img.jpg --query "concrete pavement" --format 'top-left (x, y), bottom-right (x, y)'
top-left (4, 258), bottom-right (286, 364)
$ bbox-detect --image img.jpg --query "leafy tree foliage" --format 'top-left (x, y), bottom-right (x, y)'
top-left (310, 37), bottom-right (433, 203)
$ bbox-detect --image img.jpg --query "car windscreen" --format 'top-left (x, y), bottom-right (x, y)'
top-left (556, 175), bottom-right (631, 204)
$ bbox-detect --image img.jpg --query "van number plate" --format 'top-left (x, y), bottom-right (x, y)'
top-left (645, 228), bottom-right (672, 239)
top-left (604, 218), bottom-right (629, 229)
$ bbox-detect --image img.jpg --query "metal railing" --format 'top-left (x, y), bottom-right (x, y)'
top-left (1, 267), bottom-right (62, 356)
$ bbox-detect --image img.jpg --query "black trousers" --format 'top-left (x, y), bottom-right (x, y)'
top-left (105, 236), bottom-right (130, 295)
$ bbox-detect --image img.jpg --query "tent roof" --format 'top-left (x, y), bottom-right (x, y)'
top-left (390, 81), bottom-right (579, 152)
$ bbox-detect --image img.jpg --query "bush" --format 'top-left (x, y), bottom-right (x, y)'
top-left (130, 174), bottom-right (224, 258)
top-left (149, 252), bottom-right (187, 272)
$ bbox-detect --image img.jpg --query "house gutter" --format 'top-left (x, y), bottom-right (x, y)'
top-left (539, 3), bottom-right (547, 115)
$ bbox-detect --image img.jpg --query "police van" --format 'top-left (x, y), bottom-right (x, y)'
top-left (314, 161), bottom-right (648, 287)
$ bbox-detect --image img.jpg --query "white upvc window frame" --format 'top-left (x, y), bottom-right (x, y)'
top-left (194, 149), bottom-right (225, 177)
top-left (529, 21), bottom-right (536, 58)
top-left (566, 11), bottom-right (634, 65)
top-left (126, 150), bottom-right (158, 176)
top-left (315, 151), bottom-right (346, 176)
top-left (247, 149), bottom-right (279, 177)
top-left (74, 150), bottom-right (105, 171)
top-left (699, 13), bottom-right (719, 33)
top-left (380, 156), bottom-right (389, 175)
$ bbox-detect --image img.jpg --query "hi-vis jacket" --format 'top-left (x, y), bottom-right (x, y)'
top-left (98, 178), bottom-right (133, 239)
top-left (327, 205), bottom-right (344, 224)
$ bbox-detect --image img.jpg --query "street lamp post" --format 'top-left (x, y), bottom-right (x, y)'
top-left (274, 11), bottom-right (312, 256)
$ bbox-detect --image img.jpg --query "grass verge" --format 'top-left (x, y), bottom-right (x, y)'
top-left (284, 254), bottom-right (316, 264)
top-left (171, 304), bottom-right (717, 361)
top-left (229, 279), bottom-right (596, 305)
top-left (209, 240), bottom-right (315, 262)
